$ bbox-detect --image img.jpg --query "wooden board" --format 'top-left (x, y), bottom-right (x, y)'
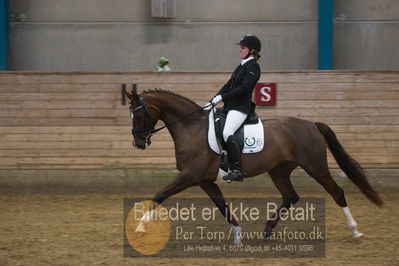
top-left (0, 71), bottom-right (398, 172)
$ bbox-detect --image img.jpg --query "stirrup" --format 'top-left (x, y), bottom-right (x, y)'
top-left (223, 170), bottom-right (244, 182)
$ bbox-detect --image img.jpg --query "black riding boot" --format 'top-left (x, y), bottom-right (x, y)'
top-left (223, 135), bottom-right (244, 182)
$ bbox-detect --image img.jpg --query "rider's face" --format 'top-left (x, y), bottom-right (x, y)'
top-left (239, 46), bottom-right (251, 59)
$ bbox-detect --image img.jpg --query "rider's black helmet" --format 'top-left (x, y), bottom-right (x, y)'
top-left (237, 35), bottom-right (261, 52)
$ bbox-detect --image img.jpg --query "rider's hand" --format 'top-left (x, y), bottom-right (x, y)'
top-left (203, 102), bottom-right (213, 111)
top-left (203, 95), bottom-right (222, 111)
top-left (211, 95), bottom-right (223, 105)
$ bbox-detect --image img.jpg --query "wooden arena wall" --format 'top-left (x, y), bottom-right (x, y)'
top-left (0, 71), bottom-right (398, 180)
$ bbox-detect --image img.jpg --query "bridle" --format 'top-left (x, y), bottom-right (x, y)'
top-left (129, 95), bottom-right (205, 148)
top-left (129, 96), bottom-right (157, 147)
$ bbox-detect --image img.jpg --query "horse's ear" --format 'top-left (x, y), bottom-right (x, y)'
top-left (121, 84), bottom-right (131, 105)
top-left (130, 84), bottom-right (140, 104)
top-left (121, 84), bottom-right (140, 105)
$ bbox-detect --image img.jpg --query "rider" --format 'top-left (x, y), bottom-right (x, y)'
top-left (205, 35), bottom-right (262, 182)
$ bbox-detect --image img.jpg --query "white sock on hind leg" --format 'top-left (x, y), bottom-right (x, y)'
top-left (342, 207), bottom-right (363, 238)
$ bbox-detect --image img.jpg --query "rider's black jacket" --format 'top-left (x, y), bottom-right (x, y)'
top-left (218, 58), bottom-right (261, 114)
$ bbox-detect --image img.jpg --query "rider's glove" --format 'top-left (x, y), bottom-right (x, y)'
top-left (211, 95), bottom-right (223, 105)
top-left (203, 102), bottom-right (213, 111)
top-left (203, 95), bottom-right (223, 111)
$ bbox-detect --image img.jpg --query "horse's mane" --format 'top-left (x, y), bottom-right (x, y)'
top-left (142, 89), bottom-right (202, 110)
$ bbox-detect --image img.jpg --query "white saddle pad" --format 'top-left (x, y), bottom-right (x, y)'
top-left (208, 109), bottom-right (264, 155)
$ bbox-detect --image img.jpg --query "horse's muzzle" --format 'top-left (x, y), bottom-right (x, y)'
top-left (133, 143), bottom-right (145, 150)
top-left (133, 142), bottom-right (146, 150)
top-left (132, 138), bottom-right (151, 150)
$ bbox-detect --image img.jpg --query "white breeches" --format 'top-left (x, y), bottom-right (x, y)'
top-left (223, 110), bottom-right (248, 142)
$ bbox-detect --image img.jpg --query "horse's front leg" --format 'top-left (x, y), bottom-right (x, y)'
top-left (135, 171), bottom-right (196, 233)
top-left (200, 182), bottom-right (243, 245)
top-left (152, 170), bottom-right (197, 204)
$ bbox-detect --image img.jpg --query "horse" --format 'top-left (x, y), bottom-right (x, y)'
top-left (122, 84), bottom-right (383, 245)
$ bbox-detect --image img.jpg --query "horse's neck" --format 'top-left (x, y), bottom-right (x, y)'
top-left (161, 104), bottom-right (193, 125)
top-left (147, 93), bottom-right (204, 138)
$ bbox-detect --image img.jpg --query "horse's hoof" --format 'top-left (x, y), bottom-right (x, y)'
top-left (353, 232), bottom-right (364, 239)
top-left (131, 232), bottom-right (146, 240)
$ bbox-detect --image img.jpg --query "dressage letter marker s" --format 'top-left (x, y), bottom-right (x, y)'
top-left (254, 83), bottom-right (277, 106)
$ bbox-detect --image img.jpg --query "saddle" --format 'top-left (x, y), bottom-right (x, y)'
top-left (214, 108), bottom-right (259, 151)
top-left (208, 108), bottom-right (264, 155)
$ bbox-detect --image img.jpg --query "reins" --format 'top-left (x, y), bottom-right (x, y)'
top-left (150, 108), bottom-right (205, 135)
top-left (130, 95), bottom-right (207, 138)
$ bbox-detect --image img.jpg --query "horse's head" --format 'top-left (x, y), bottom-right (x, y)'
top-left (122, 84), bottom-right (161, 150)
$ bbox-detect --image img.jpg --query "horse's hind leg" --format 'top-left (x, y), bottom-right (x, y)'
top-left (200, 182), bottom-right (243, 245)
top-left (264, 163), bottom-right (298, 239)
top-left (301, 160), bottom-right (363, 238)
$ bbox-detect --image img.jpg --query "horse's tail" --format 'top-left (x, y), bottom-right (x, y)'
top-left (315, 122), bottom-right (383, 207)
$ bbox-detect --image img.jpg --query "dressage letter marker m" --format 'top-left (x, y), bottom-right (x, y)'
top-left (254, 83), bottom-right (277, 106)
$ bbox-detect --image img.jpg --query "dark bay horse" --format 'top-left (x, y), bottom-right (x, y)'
top-left (122, 85), bottom-right (382, 244)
